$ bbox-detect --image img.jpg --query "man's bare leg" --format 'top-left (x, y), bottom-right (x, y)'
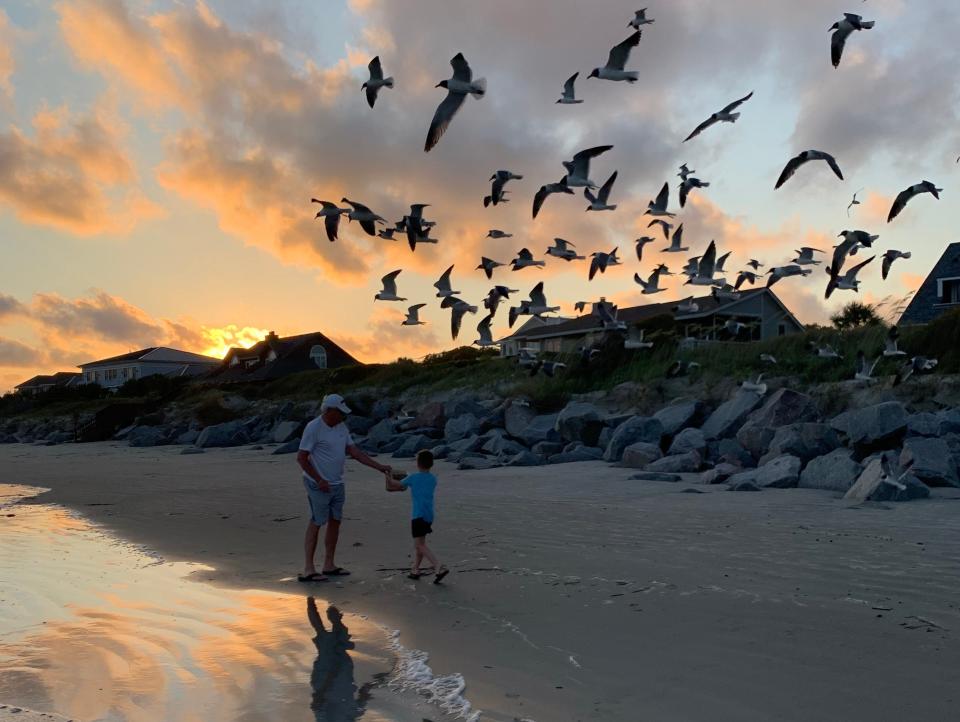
top-left (323, 518), bottom-right (341, 572)
top-left (304, 520), bottom-right (320, 576)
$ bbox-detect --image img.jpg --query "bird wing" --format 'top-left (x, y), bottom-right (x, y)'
top-left (450, 306), bottom-right (465, 340)
top-left (570, 145), bottom-right (613, 177)
top-left (831, 26), bottom-right (852, 68)
top-left (563, 72), bottom-right (578, 98)
top-left (324, 213), bottom-right (340, 242)
top-left (450, 52), bottom-right (472, 82)
top-left (716, 251), bottom-right (731, 271)
top-left (368, 56), bottom-right (383, 81)
top-left (672, 223), bottom-right (684, 248)
top-left (844, 255), bottom-right (875, 280)
top-left (532, 184), bottom-right (550, 219)
top-left (722, 91), bottom-right (754, 113)
top-left (882, 253), bottom-right (893, 280)
top-left (584, 187), bottom-right (597, 204)
top-left (606, 30), bottom-right (641, 70)
top-left (699, 241), bottom-right (717, 277)
top-left (381, 270), bottom-right (401, 295)
top-left (588, 256), bottom-right (600, 281)
top-left (424, 91), bottom-right (467, 152)
top-left (529, 282), bottom-right (547, 307)
top-left (818, 151), bottom-right (844, 180)
top-left (683, 116), bottom-right (716, 143)
top-left (647, 267), bottom-right (662, 286)
top-left (649, 219), bottom-right (670, 239)
top-left (653, 181), bottom-right (669, 209)
top-left (491, 176), bottom-right (506, 199)
top-left (887, 187), bottom-right (913, 222)
top-left (358, 219), bottom-right (377, 236)
top-left (434, 265), bottom-right (454, 292)
top-left (775, 154), bottom-right (805, 189)
top-left (365, 85), bottom-right (378, 108)
top-left (679, 180), bottom-right (690, 207)
top-left (598, 170), bottom-right (617, 203)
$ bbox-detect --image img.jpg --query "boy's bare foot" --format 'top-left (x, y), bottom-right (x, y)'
top-left (408, 572), bottom-right (422, 580)
top-left (433, 566), bottom-right (449, 584)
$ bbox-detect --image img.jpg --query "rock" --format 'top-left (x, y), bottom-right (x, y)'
top-left (430, 444), bottom-right (450, 460)
top-left (939, 408), bottom-right (960, 434)
top-left (728, 454), bottom-right (801, 489)
top-left (653, 400), bottom-right (703, 437)
top-left (629, 472), bottom-right (682, 482)
top-left (503, 400), bottom-right (537, 438)
top-left (729, 480), bottom-right (761, 492)
top-left (597, 426), bottom-right (613, 452)
top-left (366, 419), bottom-right (398, 448)
top-left (46, 430), bottom-right (74, 444)
top-left (735, 390), bottom-right (819, 457)
top-left (603, 413), bottom-right (634, 428)
top-left (830, 401), bottom-right (908, 453)
top-left (128, 426), bottom-right (168, 448)
top-left (700, 391), bottom-right (763, 440)
top-left (271, 439), bottom-right (300, 455)
top-left (844, 457), bottom-right (930, 502)
top-left (798, 449), bottom-right (863, 492)
top-left (345, 415), bottom-right (375, 436)
top-left (668, 427), bottom-right (706, 456)
top-left (379, 436), bottom-right (408, 454)
top-left (276, 401), bottom-right (297, 420)
top-left (714, 438), bottom-right (754, 467)
top-left (603, 416), bottom-right (664, 462)
top-left (514, 413), bottom-right (560, 446)
top-left (900, 437), bottom-right (960, 487)
top-left (532, 440), bottom-right (563, 457)
top-left (392, 434), bottom-right (435, 459)
top-left (444, 413), bottom-right (480, 443)
top-left (621, 442), bottom-right (664, 469)
top-left (555, 401), bottom-right (605, 446)
top-left (181, 447), bottom-right (205, 455)
top-left (0, 432), bottom-right (14, 444)
top-left (481, 433), bottom-right (526, 457)
top-left (271, 420), bottom-right (303, 444)
top-left (505, 450), bottom-right (543, 467)
top-left (444, 397), bottom-right (487, 420)
top-left (410, 402), bottom-right (446, 431)
top-left (457, 456), bottom-right (502, 471)
top-left (644, 451), bottom-right (701, 474)
top-left (761, 423), bottom-right (842, 466)
top-left (547, 446), bottom-right (604, 464)
top-left (176, 428), bottom-right (200, 445)
top-left (907, 412), bottom-right (943, 438)
top-left (448, 435), bottom-right (481, 454)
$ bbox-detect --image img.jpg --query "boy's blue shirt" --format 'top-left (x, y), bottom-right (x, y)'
top-left (403, 471), bottom-right (437, 522)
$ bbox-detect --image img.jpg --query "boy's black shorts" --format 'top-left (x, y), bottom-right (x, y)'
top-left (411, 517), bottom-right (433, 538)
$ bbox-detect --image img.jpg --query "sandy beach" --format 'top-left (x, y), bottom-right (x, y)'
top-left (3, 441), bottom-right (960, 721)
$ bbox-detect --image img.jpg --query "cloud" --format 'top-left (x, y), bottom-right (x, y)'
top-left (0, 102), bottom-right (164, 235)
top-left (0, 293), bottom-right (25, 321)
top-left (0, 337), bottom-right (43, 368)
top-left (336, 307), bottom-right (442, 362)
top-left (0, 9), bottom-right (14, 100)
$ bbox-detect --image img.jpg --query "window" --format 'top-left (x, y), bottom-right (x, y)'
top-left (543, 338), bottom-right (561, 353)
top-left (939, 278), bottom-right (960, 304)
top-left (778, 323), bottom-right (786, 337)
top-left (310, 345), bottom-right (328, 369)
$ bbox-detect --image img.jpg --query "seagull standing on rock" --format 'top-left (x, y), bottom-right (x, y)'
top-left (775, 150), bottom-right (843, 189)
top-left (683, 92), bottom-right (754, 142)
top-left (887, 181), bottom-right (942, 223)
top-left (362, 56), bottom-right (394, 108)
top-left (425, 52), bottom-right (486, 152)
top-left (589, 31), bottom-right (642, 82)
top-left (557, 72), bottom-right (584, 104)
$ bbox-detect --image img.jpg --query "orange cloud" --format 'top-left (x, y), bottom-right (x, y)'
top-left (859, 191), bottom-right (892, 226)
top-left (0, 10), bottom-right (14, 100)
top-left (199, 324), bottom-right (271, 359)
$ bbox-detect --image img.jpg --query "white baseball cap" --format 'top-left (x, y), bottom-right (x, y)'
top-left (320, 393), bottom-right (352, 414)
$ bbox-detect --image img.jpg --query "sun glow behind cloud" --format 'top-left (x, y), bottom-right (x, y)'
top-left (199, 325), bottom-right (271, 360)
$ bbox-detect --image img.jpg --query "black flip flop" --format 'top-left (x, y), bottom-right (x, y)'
top-left (407, 572), bottom-right (422, 580)
top-left (433, 568), bottom-right (449, 584)
top-left (297, 572), bottom-right (328, 583)
top-left (322, 567), bottom-right (351, 576)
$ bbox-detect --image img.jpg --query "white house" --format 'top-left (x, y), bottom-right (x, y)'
top-left (78, 347), bottom-right (220, 390)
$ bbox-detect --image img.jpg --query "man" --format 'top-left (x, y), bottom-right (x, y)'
top-left (297, 393), bottom-right (391, 582)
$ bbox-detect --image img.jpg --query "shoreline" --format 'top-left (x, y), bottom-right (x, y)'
top-left (4, 442), bottom-right (960, 720)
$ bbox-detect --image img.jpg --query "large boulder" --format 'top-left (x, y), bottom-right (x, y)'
top-left (444, 413), bottom-right (480, 443)
top-left (366, 419), bottom-right (398, 448)
top-left (457, 455), bottom-right (502, 471)
top-left (505, 450), bottom-right (544, 467)
top-left (196, 420), bottom-right (249, 448)
top-left (448, 435), bottom-right (482, 454)
top-left (830, 402), bottom-right (908, 454)
top-left (907, 413), bottom-right (943, 438)
top-left (272, 438), bottom-right (300, 454)
top-left (444, 397), bottom-right (488, 420)
top-left (621, 442), bottom-right (664, 469)
top-left (761, 423), bottom-right (842, 465)
top-left (176, 428), bottom-right (200, 445)
top-left (939, 409), bottom-right (960, 435)
top-left (713, 438), bottom-right (754, 467)
top-left (604, 416), bottom-right (664, 462)
top-left (532, 440), bottom-right (563, 457)
top-left (728, 454), bottom-right (801, 489)
top-left (900, 437), bottom-right (960, 488)
top-left (798, 449), bottom-right (862, 492)
top-left (271, 420), bottom-right (303, 444)
top-left (547, 446), bottom-right (604, 464)
top-left (481, 433), bottom-right (527, 457)
top-left (736, 389), bottom-right (819, 457)
top-left (410, 402), bottom-right (446, 431)
top-left (345, 415), bottom-right (375, 436)
top-left (392, 434), bottom-right (436, 459)
top-left (555, 401), bottom-right (605, 446)
top-left (700, 391), bottom-right (763, 440)
top-left (644, 451), bottom-right (701, 474)
top-left (127, 426), bottom-right (168, 448)
top-left (514, 413), bottom-right (561, 447)
top-left (844, 457), bottom-right (930, 502)
top-left (668, 427), bottom-right (707, 456)
top-left (653, 400), bottom-right (703, 437)
top-left (503, 400), bottom-right (537, 438)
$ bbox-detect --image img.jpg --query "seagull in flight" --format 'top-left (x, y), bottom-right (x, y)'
top-left (745, 258), bottom-right (764, 270)
top-left (644, 182), bottom-right (675, 217)
top-left (546, 238), bottom-right (584, 262)
top-left (634, 267), bottom-right (666, 295)
top-left (341, 198), bottom-right (386, 236)
top-left (589, 248), bottom-right (621, 281)
top-left (775, 150), bottom-right (843, 189)
top-left (433, 265), bottom-right (459, 298)
top-left (311, 199), bottom-right (346, 242)
top-left (883, 326), bottom-right (907, 358)
top-left (362, 56), bottom-right (394, 108)
top-left (830, 13), bottom-right (875, 69)
top-left (375, 270), bottom-right (406, 302)
top-left (483, 285), bottom-right (518, 315)
top-left (532, 176), bottom-right (574, 218)
top-left (792, 247), bottom-right (825, 266)
top-left (825, 255), bottom-right (874, 299)
top-left (678, 163), bottom-right (695, 181)
top-left (847, 188), bottom-right (864, 216)
top-left (629, 8), bottom-right (655, 28)
top-left (683, 92), bottom-right (754, 142)
top-left (562, 145), bottom-right (614, 188)
top-left (634, 236), bottom-right (655, 262)
top-left (679, 175), bottom-right (710, 208)
top-left (585, 170), bottom-right (619, 211)
top-left (402, 304), bottom-right (426, 326)
top-left (661, 223), bottom-right (688, 253)
top-left (675, 297), bottom-right (700, 314)
top-left (476, 257), bottom-right (504, 279)
top-left (474, 314), bottom-right (497, 347)
top-left (887, 181), bottom-right (942, 223)
top-left (484, 170), bottom-right (522, 208)
top-left (767, 264), bottom-right (811, 288)
top-left (511, 248), bottom-right (546, 271)
top-left (487, 229), bottom-right (513, 239)
top-left (425, 53), bottom-right (486, 152)
top-left (854, 350), bottom-right (881, 382)
top-left (648, 219), bottom-right (673, 240)
top-left (589, 30), bottom-right (642, 82)
top-left (894, 356), bottom-right (938, 386)
top-left (881, 249), bottom-right (911, 280)
top-left (442, 296), bottom-right (478, 341)
top-left (685, 240), bottom-right (724, 287)
top-left (557, 72), bottom-right (583, 104)
top-left (735, 270), bottom-right (758, 289)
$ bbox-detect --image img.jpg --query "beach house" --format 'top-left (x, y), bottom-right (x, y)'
top-left (498, 287), bottom-right (803, 356)
top-left (14, 371), bottom-right (82, 396)
top-left (204, 330), bottom-right (361, 383)
top-left (79, 347), bottom-right (220, 390)
top-left (898, 242), bottom-right (960, 325)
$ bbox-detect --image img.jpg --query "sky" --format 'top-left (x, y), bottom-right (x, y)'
top-left (1, 0), bottom-right (958, 393)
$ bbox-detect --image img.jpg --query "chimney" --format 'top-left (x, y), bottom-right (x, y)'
top-left (265, 331), bottom-right (279, 343)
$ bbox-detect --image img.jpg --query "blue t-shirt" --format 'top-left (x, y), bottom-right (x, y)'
top-left (403, 471), bottom-right (437, 522)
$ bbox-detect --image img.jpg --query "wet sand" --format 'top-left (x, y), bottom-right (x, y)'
top-left (3, 442), bottom-right (960, 721)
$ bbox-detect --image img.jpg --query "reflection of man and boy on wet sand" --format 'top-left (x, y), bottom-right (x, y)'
top-left (295, 393), bottom-right (449, 584)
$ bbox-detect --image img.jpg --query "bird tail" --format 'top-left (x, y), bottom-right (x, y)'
top-left (701, 182), bottom-right (711, 188)
top-left (470, 78), bottom-right (487, 98)
top-left (383, 76), bottom-right (395, 88)
top-left (861, 21), bottom-right (875, 29)
top-left (728, 112), bottom-right (741, 122)
top-left (902, 252), bottom-right (912, 259)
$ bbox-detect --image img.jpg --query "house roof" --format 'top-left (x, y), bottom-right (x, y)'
top-left (512, 287), bottom-right (798, 341)
top-left (15, 371), bottom-right (81, 390)
top-left (206, 331), bottom-right (361, 383)
top-left (79, 347), bottom-right (220, 368)
top-left (899, 242), bottom-right (960, 325)
top-left (497, 315), bottom-right (573, 343)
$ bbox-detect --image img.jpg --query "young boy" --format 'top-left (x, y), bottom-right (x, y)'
top-left (385, 449), bottom-right (449, 583)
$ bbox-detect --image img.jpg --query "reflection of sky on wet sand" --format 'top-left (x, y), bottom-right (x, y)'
top-left (0, 486), bottom-right (438, 722)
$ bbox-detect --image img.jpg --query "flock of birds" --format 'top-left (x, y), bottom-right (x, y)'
top-left (311, 8), bottom-right (948, 381)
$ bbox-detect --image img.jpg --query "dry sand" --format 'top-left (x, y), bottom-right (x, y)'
top-left (3, 441), bottom-right (960, 721)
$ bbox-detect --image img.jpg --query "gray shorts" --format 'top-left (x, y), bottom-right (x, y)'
top-left (303, 478), bottom-right (345, 526)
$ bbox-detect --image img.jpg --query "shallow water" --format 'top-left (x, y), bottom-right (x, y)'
top-left (0, 485), bottom-right (479, 722)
